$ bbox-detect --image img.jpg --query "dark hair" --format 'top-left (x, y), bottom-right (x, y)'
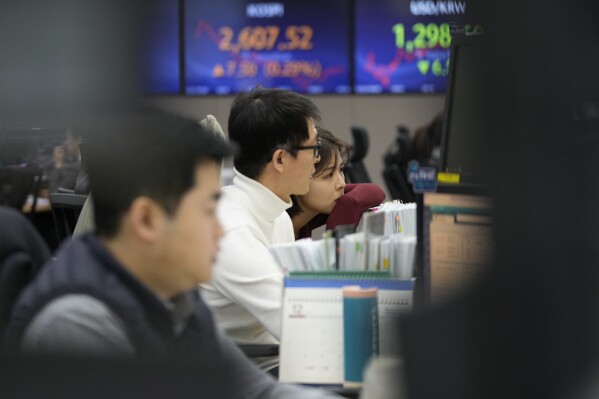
top-left (228, 87), bottom-right (321, 179)
top-left (410, 111), bottom-right (443, 164)
top-left (87, 111), bottom-right (233, 237)
top-left (287, 127), bottom-right (348, 218)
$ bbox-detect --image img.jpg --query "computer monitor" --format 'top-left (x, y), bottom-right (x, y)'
top-left (184, 0), bottom-right (351, 95)
top-left (440, 34), bottom-right (490, 185)
top-left (418, 185), bottom-right (493, 304)
top-left (0, 127), bottom-right (65, 168)
top-left (354, 0), bottom-right (482, 94)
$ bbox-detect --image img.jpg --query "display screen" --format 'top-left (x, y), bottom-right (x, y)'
top-left (142, 0), bottom-right (180, 94)
top-left (184, 0), bottom-right (351, 95)
top-left (441, 38), bottom-right (490, 184)
top-left (354, 0), bottom-right (481, 94)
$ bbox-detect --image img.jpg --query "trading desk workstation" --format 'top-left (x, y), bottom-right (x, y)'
top-left (0, 10), bottom-right (492, 398)
top-left (5, 0), bottom-right (597, 397)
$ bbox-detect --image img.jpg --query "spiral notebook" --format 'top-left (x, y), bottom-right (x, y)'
top-left (279, 275), bottom-right (414, 385)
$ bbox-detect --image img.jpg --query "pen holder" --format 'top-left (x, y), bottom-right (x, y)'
top-left (342, 286), bottom-right (379, 388)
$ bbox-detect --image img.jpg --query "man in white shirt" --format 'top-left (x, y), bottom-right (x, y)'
top-left (202, 88), bottom-right (322, 368)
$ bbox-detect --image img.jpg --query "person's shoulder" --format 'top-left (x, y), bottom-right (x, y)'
top-left (273, 211), bottom-right (295, 240)
top-left (343, 183), bottom-right (386, 204)
top-left (345, 182), bottom-right (385, 194)
top-left (25, 294), bottom-right (116, 336)
top-left (22, 294), bottom-right (134, 356)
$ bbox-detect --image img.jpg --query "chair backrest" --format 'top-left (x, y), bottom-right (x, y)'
top-left (346, 126), bottom-right (372, 183)
top-left (382, 165), bottom-right (415, 203)
top-left (382, 126), bottom-right (415, 201)
top-left (349, 126), bottom-right (369, 163)
top-left (74, 142), bottom-right (91, 195)
top-left (383, 126), bottom-right (411, 167)
top-left (0, 206), bottom-right (50, 334)
top-left (49, 193), bottom-right (88, 244)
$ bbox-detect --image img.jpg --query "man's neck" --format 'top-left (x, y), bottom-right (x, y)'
top-left (255, 173), bottom-right (291, 203)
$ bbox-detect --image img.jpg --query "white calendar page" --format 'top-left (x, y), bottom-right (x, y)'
top-left (279, 280), bottom-right (414, 384)
top-left (279, 287), bottom-right (344, 384)
top-left (378, 288), bottom-right (413, 356)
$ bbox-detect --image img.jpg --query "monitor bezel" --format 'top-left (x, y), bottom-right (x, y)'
top-left (439, 33), bottom-right (487, 185)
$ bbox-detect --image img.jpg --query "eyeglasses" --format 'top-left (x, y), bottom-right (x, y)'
top-left (292, 140), bottom-right (322, 158)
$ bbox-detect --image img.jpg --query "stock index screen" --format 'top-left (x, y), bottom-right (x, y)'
top-left (354, 0), bottom-right (482, 94)
top-left (184, 0), bottom-right (351, 95)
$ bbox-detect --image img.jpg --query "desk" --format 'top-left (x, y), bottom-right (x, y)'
top-left (326, 386), bottom-right (360, 399)
top-left (21, 195), bottom-right (51, 214)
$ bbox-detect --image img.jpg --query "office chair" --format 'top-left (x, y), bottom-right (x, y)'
top-left (345, 126), bottom-right (372, 183)
top-left (74, 142), bottom-right (91, 195)
top-left (0, 206), bottom-right (50, 334)
top-left (382, 126), bottom-right (415, 202)
top-left (382, 165), bottom-right (415, 203)
top-left (49, 193), bottom-right (87, 244)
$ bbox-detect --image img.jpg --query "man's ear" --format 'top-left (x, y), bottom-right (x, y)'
top-left (126, 197), bottom-right (167, 243)
top-left (271, 148), bottom-right (288, 173)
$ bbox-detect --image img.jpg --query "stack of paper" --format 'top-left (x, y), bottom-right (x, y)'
top-left (357, 201), bottom-right (417, 278)
top-left (269, 201), bottom-right (417, 278)
top-left (269, 238), bottom-right (335, 274)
